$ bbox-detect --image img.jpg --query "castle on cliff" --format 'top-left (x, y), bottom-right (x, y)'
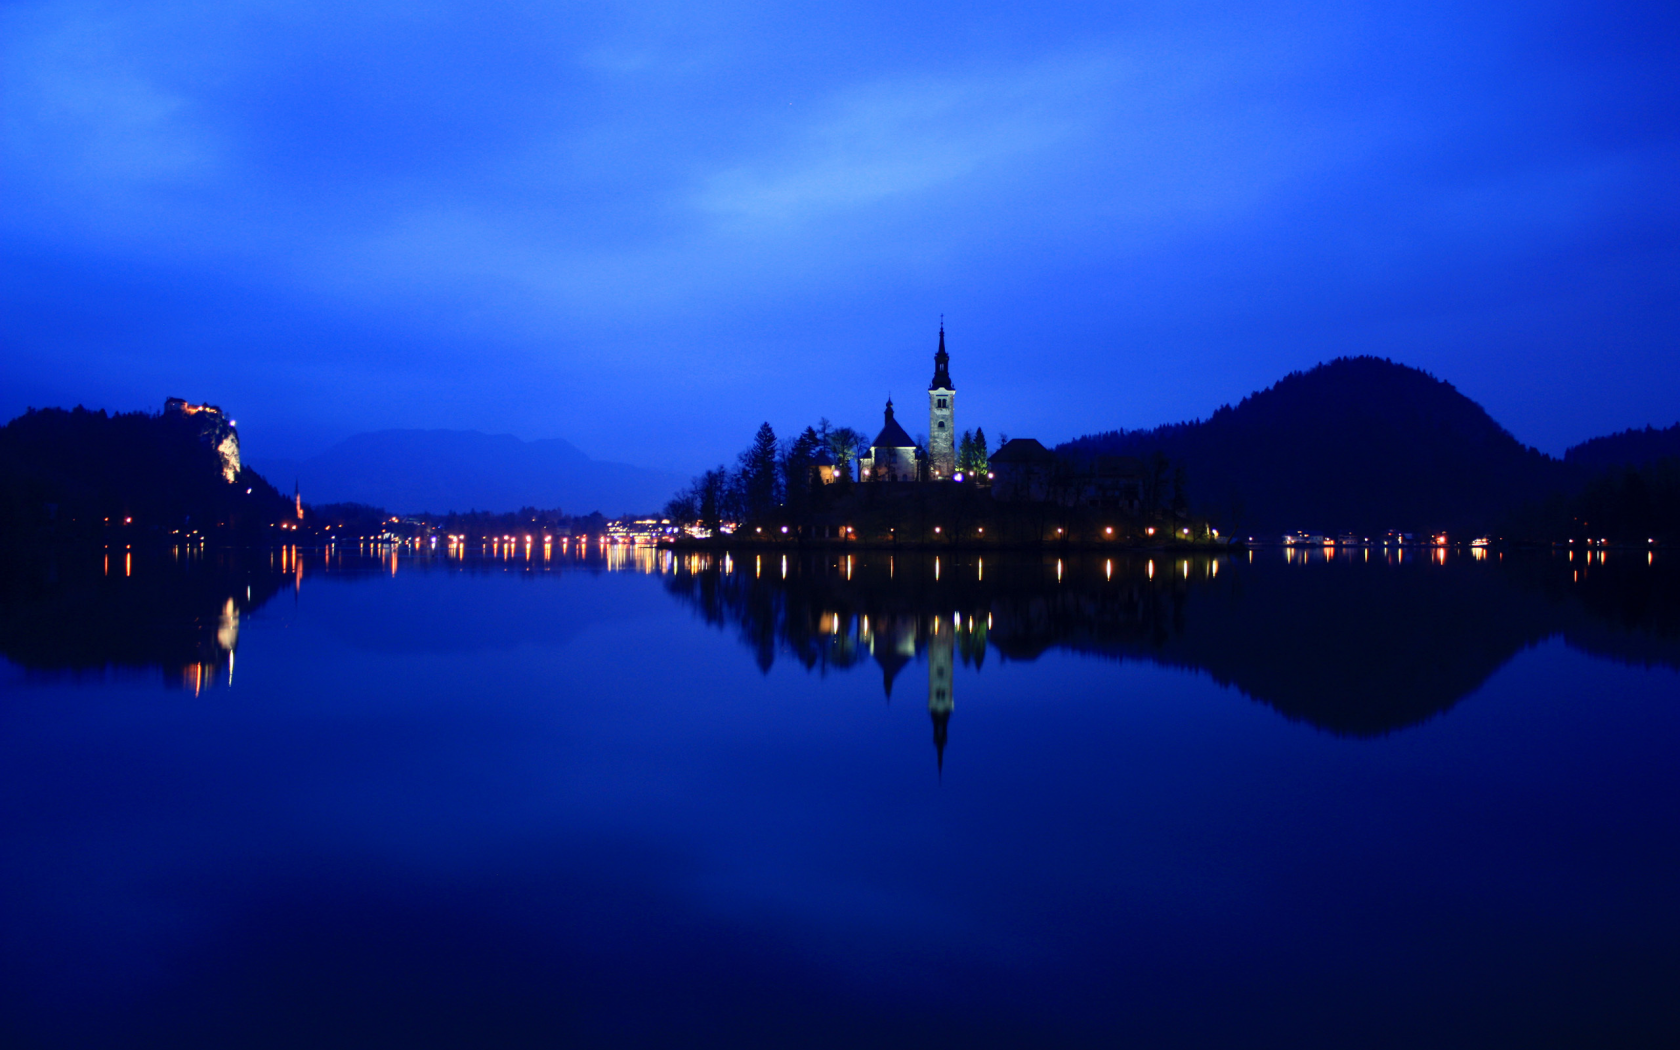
top-left (164, 397), bottom-right (241, 483)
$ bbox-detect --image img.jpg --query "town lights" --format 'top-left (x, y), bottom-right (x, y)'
top-left (780, 526), bottom-right (788, 534)
top-left (934, 527), bottom-right (942, 533)
top-left (1105, 527), bottom-right (1113, 535)
top-left (1145, 527), bottom-right (1155, 536)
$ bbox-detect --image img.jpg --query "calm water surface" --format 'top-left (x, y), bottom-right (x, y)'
top-left (2, 544), bottom-right (1677, 1048)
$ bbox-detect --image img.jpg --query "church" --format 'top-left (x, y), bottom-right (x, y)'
top-left (857, 323), bottom-right (957, 482)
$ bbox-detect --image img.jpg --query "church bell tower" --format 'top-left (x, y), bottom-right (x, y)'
top-left (928, 322), bottom-right (955, 478)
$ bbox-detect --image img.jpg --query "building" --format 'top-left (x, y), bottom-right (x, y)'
top-left (928, 323), bottom-right (955, 478)
top-left (811, 446), bottom-right (846, 485)
top-left (857, 323), bottom-right (957, 484)
top-left (858, 399), bottom-right (922, 482)
top-left (1065, 455), bottom-right (1144, 510)
top-left (164, 397), bottom-right (241, 483)
top-left (988, 438), bottom-right (1059, 501)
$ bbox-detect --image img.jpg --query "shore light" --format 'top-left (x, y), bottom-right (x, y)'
top-left (1105, 527), bottom-right (1113, 535)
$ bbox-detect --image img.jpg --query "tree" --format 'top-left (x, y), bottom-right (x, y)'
top-left (1171, 464), bottom-right (1190, 518)
top-left (739, 423), bottom-right (780, 521)
top-left (664, 466), bottom-right (732, 535)
top-left (663, 489), bottom-right (698, 526)
top-left (781, 427), bottom-right (820, 522)
top-left (698, 468), bottom-right (730, 534)
top-left (828, 427), bottom-right (866, 475)
top-left (958, 427), bottom-right (989, 476)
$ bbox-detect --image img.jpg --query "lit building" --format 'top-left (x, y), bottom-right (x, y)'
top-left (810, 445), bottom-right (845, 485)
top-left (164, 397), bottom-right (241, 483)
top-left (928, 323), bottom-right (955, 478)
top-left (859, 324), bottom-right (957, 483)
top-left (858, 399), bottom-right (922, 482)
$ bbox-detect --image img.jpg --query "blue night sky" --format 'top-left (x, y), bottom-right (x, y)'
top-left (3, 2), bottom-right (1677, 474)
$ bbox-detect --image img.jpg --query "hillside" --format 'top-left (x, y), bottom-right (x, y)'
top-left (1059, 357), bottom-right (1563, 536)
top-left (254, 430), bottom-right (685, 517)
top-left (1565, 422), bottom-right (1680, 470)
top-left (0, 406), bottom-right (291, 539)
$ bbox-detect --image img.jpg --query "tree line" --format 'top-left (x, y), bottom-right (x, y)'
top-left (665, 419), bottom-right (866, 534)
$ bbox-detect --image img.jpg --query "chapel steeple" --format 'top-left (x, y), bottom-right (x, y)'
top-left (927, 320), bottom-right (956, 478)
top-left (929, 321), bottom-right (952, 390)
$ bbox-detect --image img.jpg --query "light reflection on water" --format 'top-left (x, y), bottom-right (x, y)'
top-left (1, 544), bottom-right (1677, 1047)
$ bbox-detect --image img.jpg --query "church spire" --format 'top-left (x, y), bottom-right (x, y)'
top-left (929, 320), bottom-right (952, 390)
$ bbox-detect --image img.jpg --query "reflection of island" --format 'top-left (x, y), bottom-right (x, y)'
top-left (663, 549), bottom-right (1680, 756)
top-left (0, 547), bottom-right (293, 693)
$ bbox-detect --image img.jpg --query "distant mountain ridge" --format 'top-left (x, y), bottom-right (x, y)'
top-left (1059, 357), bottom-right (1565, 536)
top-left (255, 429), bottom-right (685, 517)
top-left (1565, 422), bottom-right (1680, 470)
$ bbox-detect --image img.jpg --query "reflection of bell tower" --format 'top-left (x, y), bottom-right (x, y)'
top-left (928, 615), bottom-right (954, 774)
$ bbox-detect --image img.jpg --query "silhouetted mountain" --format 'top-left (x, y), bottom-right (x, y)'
top-left (0, 406), bottom-right (291, 540)
top-left (1566, 422), bottom-right (1680, 470)
top-left (254, 430), bottom-right (686, 517)
top-left (1059, 357), bottom-right (1562, 536)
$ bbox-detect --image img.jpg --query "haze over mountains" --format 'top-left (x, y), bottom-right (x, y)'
top-left (253, 430), bottom-right (685, 518)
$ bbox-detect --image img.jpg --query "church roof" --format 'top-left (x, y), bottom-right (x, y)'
top-left (989, 437), bottom-right (1058, 464)
top-left (871, 399), bottom-right (917, 450)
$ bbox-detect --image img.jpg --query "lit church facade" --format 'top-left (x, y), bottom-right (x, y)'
top-left (858, 323), bottom-right (958, 482)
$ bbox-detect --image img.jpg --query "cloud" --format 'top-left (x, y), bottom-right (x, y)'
top-left (694, 57), bottom-right (1102, 228)
top-left (1, 5), bottom-right (223, 200)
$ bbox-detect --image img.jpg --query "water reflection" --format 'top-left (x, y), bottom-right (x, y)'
top-left (661, 549), bottom-right (1679, 745)
top-left (4, 545), bottom-right (1673, 743)
top-left (2, 542), bottom-right (1678, 1046)
top-left (0, 547), bottom-right (295, 693)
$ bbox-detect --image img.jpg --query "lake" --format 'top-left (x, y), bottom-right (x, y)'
top-left (2, 542), bottom-right (1677, 1048)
